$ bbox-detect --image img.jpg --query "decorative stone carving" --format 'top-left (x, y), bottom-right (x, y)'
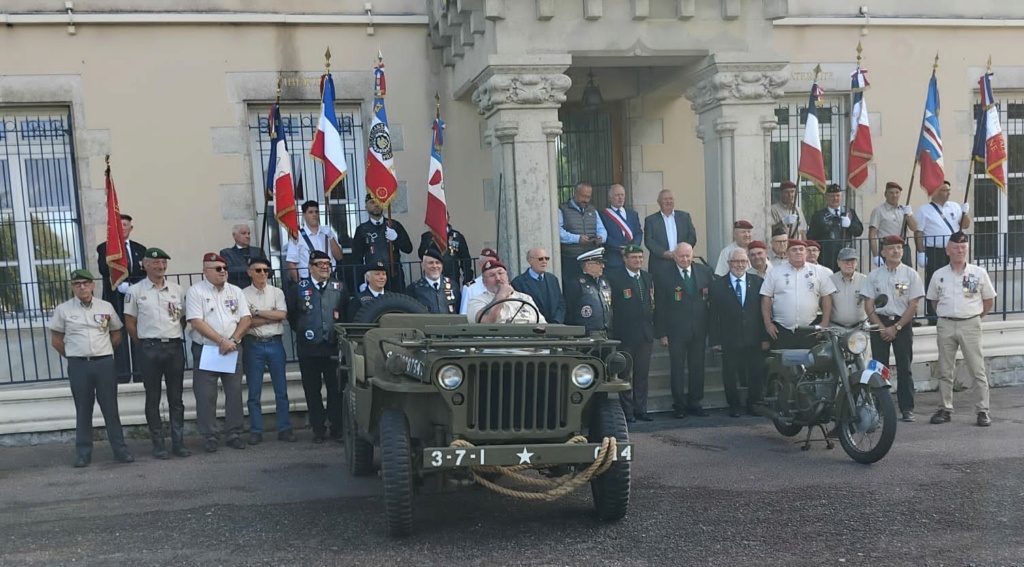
top-left (492, 121), bottom-right (520, 143)
top-left (760, 115), bottom-right (779, 133)
top-left (684, 68), bottom-right (789, 114)
top-left (541, 121), bottom-right (563, 139)
top-left (714, 117), bottom-right (738, 135)
top-left (472, 72), bottom-right (572, 115)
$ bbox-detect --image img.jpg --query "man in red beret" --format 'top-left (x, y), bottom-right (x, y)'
top-left (804, 240), bottom-right (833, 276)
top-left (746, 240), bottom-right (772, 278)
top-left (760, 239), bottom-right (836, 349)
top-left (466, 259), bottom-right (546, 324)
top-left (185, 252), bottom-right (252, 452)
top-left (714, 220), bottom-right (754, 277)
top-left (770, 180), bottom-right (805, 239)
top-left (459, 247), bottom-right (501, 314)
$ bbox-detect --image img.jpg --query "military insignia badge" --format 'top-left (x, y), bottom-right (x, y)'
top-left (94, 313), bottom-right (110, 331)
top-left (304, 329), bottom-right (315, 340)
top-left (894, 282), bottom-right (909, 297)
top-left (581, 305), bottom-right (593, 318)
top-left (224, 299), bottom-right (238, 314)
top-left (331, 282), bottom-right (341, 290)
top-left (623, 289), bottom-right (633, 299)
top-left (168, 302), bottom-right (182, 321)
top-left (674, 286), bottom-right (682, 301)
top-left (299, 279), bottom-right (309, 288)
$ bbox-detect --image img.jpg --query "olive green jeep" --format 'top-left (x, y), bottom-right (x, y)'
top-left (338, 294), bottom-right (634, 536)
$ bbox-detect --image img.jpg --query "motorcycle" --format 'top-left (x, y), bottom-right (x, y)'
top-left (758, 296), bottom-right (897, 464)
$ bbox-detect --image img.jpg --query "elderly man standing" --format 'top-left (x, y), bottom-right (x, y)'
top-left (829, 248), bottom-right (868, 328)
top-left (185, 252), bottom-right (252, 453)
top-left (348, 261), bottom-right (388, 320)
top-left (644, 189), bottom-right (697, 277)
top-left (123, 247), bottom-right (189, 459)
top-left (406, 248), bottom-right (459, 314)
top-left (511, 246), bottom-right (566, 324)
top-left (746, 240), bottom-right (772, 279)
top-left (804, 240), bottom-right (833, 276)
top-left (459, 248), bottom-right (501, 315)
top-left (50, 269), bottom-right (134, 468)
top-left (416, 211), bottom-right (473, 287)
top-left (868, 181), bottom-right (916, 267)
top-left (916, 180), bottom-right (971, 324)
top-left (926, 232), bottom-right (995, 427)
top-left (769, 227), bottom-right (789, 267)
top-left (606, 244), bottom-right (655, 422)
top-left (863, 235), bottom-right (925, 422)
top-left (466, 259), bottom-right (547, 324)
top-left (599, 184), bottom-right (643, 270)
top-left (770, 180), bottom-right (805, 238)
top-left (559, 182), bottom-right (607, 285)
top-left (654, 243), bottom-right (713, 418)
top-left (760, 240), bottom-right (837, 349)
top-left (242, 257), bottom-right (295, 445)
top-left (807, 184), bottom-right (864, 272)
top-left (564, 249), bottom-right (613, 334)
top-left (221, 223), bottom-right (269, 288)
top-left (715, 220), bottom-right (754, 276)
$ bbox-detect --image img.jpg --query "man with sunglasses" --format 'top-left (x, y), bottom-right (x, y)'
top-left (242, 258), bottom-right (295, 445)
top-left (185, 253), bottom-right (251, 453)
top-left (511, 246), bottom-right (565, 324)
top-left (288, 250), bottom-right (350, 443)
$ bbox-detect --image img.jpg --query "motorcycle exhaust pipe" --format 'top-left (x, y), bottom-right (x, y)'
top-left (752, 404), bottom-right (780, 420)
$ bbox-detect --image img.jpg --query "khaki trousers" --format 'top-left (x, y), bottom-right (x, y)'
top-left (935, 317), bottom-right (989, 412)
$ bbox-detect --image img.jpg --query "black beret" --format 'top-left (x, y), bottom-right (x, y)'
top-left (309, 250), bottom-right (331, 261)
top-left (423, 248), bottom-right (444, 262)
top-left (949, 231), bottom-right (969, 244)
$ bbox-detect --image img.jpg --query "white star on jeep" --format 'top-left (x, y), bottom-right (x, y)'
top-left (515, 447), bottom-right (534, 465)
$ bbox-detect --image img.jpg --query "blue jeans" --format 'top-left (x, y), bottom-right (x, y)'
top-left (243, 336), bottom-right (292, 434)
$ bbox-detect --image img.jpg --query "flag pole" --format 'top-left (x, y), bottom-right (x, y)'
top-left (261, 77), bottom-right (281, 255)
top-left (377, 50), bottom-right (395, 276)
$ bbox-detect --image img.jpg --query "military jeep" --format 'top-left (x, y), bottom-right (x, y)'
top-left (338, 294), bottom-right (634, 536)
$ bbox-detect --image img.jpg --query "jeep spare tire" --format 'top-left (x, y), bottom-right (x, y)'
top-left (352, 293), bottom-right (428, 324)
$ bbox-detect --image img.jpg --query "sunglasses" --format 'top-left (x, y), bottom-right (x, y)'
top-left (531, 256), bottom-right (551, 261)
top-left (251, 268), bottom-right (270, 274)
top-left (206, 266), bottom-right (227, 272)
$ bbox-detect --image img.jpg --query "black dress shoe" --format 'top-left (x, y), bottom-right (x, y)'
top-left (930, 409), bottom-right (952, 425)
top-left (636, 414), bottom-right (654, 422)
top-left (248, 433), bottom-right (263, 446)
top-left (115, 451), bottom-right (135, 464)
top-left (226, 437), bottom-right (246, 450)
top-left (73, 455), bottom-right (91, 468)
top-left (172, 445), bottom-right (192, 458)
top-left (728, 408), bottom-right (742, 418)
top-left (203, 439), bottom-right (219, 453)
top-left (689, 408), bottom-right (710, 417)
top-left (278, 430), bottom-right (297, 443)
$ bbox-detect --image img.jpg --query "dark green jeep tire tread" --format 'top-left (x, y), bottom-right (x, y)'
top-left (352, 293), bottom-right (428, 324)
top-left (588, 395), bottom-right (630, 521)
top-left (380, 409), bottom-right (414, 536)
top-left (345, 389), bottom-right (374, 476)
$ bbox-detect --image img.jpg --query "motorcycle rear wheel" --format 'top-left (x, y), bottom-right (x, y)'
top-left (766, 377), bottom-right (803, 437)
top-left (837, 386), bottom-right (897, 464)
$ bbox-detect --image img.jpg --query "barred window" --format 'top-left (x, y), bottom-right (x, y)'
top-left (768, 98), bottom-right (847, 222)
top-left (249, 105), bottom-right (368, 266)
top-left (556, 108), bottom-right (620, 210)
top-left (972, 99), bottom-right (1024, 260)
top-left (0, 110), bottom-right (83, 319)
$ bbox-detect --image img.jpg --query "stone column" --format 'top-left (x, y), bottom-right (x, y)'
top-left (684, 55), bottom-right (788, 258)
top-left (542, 120), bottom-right (564, 276)
top-left (472, 63), bottom-right (571, 274)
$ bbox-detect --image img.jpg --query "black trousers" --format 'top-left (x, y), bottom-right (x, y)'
top-left (138, 339), bottom-right (185, 435)
top-left (870, 316), bottom-right (915, 412)
top-left (299, 355), bottom-right (343, 436)
top-left (667, 336), bottom-right (706, 412)
top-left (618, 340), bottom-right (653, 417)
top-left (924, 247), bottom-right (950, 320)
top-left (771, 324), bottom-right (818, 350)
top-left (68, 356), bottom-right (127, 458)
top-left (722, 346), bottom-right (765, 410)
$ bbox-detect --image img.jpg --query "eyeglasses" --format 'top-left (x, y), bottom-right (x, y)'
top-left (71, 281), bottom-right (92, 287)
top-left (251, 268), bottom-right (270, 274)
top-left (206, 266), bottom-right (227, 272)
top-left (311, 262), bottom-right (332, 268)
top-left (531, 256), bottom-right (551, 261)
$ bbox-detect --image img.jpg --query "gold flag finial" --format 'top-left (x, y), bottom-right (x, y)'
top-left (933, 52), bottom-right (939, 73)
top-left (813, 64), bottom-right (822, 79)
top-left (856, 41), bottom-right (863, 66)
top-left (435, 91), bottom-right (441, 119)
top-left (324, 47), bottom-right (332, 72)
top-left (987, 55), bottom-right (993, 72)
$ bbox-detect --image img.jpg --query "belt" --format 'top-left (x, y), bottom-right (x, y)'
top-left (141, 338), bottom-right (182, 344)
top-left (940, 315), bottom-right (980, 322)
top-left (68, 355), bottom-right (112, 361)
top-left (243, 335), bottom-right (281, 343)
top-left (877, 314), bottom-right (900, 321)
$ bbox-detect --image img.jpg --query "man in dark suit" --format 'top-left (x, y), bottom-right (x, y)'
top-left (606, 245), bottom-right (655, 423)
top-left (352, 193), bottom-right (413, 292)
top-left (406, 249), bottom-right (460, 314)
top-left (654, 242), bottom-right (712, 417)
top-left (644, 189), bottom-right (697, 277)
top-left (510, 246), bottom-right (565, 323)
top-left (709, 247), bottom-right (769, 417)
top-left (416, 213), bottom-right (473, 287)
top-left (807, 183), bottom-right (864, 272)
top-left (220, 223), bottom-right (269, 289)
top-left (598, 184), bottom-right (643, 270)
top-left (96, 213), bottom-right (147, 383)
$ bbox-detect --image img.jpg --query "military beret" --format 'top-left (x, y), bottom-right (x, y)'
top-left (787, 239), bottom-right (806, 249)
top-left (481, 259), bottom-right (506, 273)
top-left (144, 247), bottom-right (170, 260)
top-left (248, 256), bottom-right (271, 268)
top-left (202, 252), bottom-right (227, 264)
top-left (733, 220), bottom-right (754, 230)
top-left (479, 247), bottom-right (500, 260)
top-left (884, 181), bottom-right (903, 191)
top-left (949, 231), bottom-right (969, 244)
top-left (576, 248), bottom-right (604, 263)
top-left (881, 235), bottom-right (905, 247)
top-left (748, 240), bottom-right (767, 250)
top-left (422, 248), bottom-right (444, 262)
top-left (366, 261), bottom-right (388, 272)
top-left (826, 183), bottom-right (843, 193)
top-left (804, 239), bottom-right (821, 249)
top-left (119, 214), bottom-right (133, 222)
top-left (309, 250), bottom-right (331, 262)
top-left (70, 268), bottom-right (95, 281)
top-left (779, 180), bottom-right (797, 190)
top-left (623, 244), bottom-right (644, 255)
top-left (837, 248), bottom-right (858, 261)
top-left (771, 226), bottom-right (788, 237)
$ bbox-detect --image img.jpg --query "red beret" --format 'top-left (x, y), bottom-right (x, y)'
top-left (780, 180), bottom-right (797, 190)
top-left (733, 220), bottom-right (754, 230)
top-left (881, 235), bottom-right (905, 246)
top-left (479, 247), bottom-right (500, 260)
top-left (804, 239), bottom-right (821, 249)
top-left (202, 252), bottom-right (227, 264)
top-left (787, 239), bottom-right (806, 249)
top-left (481, 259), bottom-right (506, 273)
top-left (885, 181), bottom-right (903, 191)
top-left (748, 240), bottom-right (767, 250)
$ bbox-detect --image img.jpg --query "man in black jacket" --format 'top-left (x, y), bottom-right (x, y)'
top-left (709, 248), bottom-right (769, 417)
top-left (564, 248), bottom-right (612, 334)
top-left (606, 245), bottom-right (655, 422)
top-left (416, 213), bottom-right (473, 287)
top-left (807, 183), bottom-right (864, 272)
top-left (510, 246), bottom-right (565, 324)
top-left (351, 193), bottom-right (413, 291)
top-left (220, 223), bottom-right (269, 289)
top-left (644, 189), bottom-right (697, 277)
top-left (654, 242), bottom-right (712, 417)
top-left (406, 248), bottom-right (459, 314)
top-left (96, 213), bottom-right (147, 383)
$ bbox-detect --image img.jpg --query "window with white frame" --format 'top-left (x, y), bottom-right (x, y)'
top-left (768, 97), bottom-right (847, 223)
top-left (248, 105), bottom-right (367, 268)
top-left (0, 110), bottom-right (83, 318)
top-left (971, 98), bottom-right (1024, 261)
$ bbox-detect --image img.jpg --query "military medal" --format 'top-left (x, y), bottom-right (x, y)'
top-left (894, 282), bottom-right (909, 297)
top-left (224, 298), bottom-right (238, 314)
top-left (623, 289), bottom-right (633, 299)
top-left (305, 330), bottom-right (315, 340)
top-left (168, 301), bottom-right (182, 321)
top-left (674, 286), bottom-right (682, 301)
top-left (94, 313), bottom-right (110, 332)
top-left (581, 305), bottom-right (593, 318)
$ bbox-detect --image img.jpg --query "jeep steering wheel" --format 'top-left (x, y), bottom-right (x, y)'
top-left (475, 297), bottom-right (540, 324)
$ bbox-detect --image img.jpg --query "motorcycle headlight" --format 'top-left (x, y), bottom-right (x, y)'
top-left (571, 364), bottom-right (596, 388)
top-left (437, 364), bottom-right (464, 390)
top-left (843, 331), bottom-right (869, 355)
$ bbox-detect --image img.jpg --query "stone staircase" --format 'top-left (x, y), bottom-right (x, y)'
top-left (646, 344), bottom-right (728, 412)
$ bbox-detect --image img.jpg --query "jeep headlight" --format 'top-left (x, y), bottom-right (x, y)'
top-left (843, 331), bottom-right (869, 355)
top-left (437, 364), bottom-right (464, 390)
top-left (571, 364), bottom-right (596, 388)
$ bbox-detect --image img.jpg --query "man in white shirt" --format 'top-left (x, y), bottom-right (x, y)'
top-left (467, 259), bottom-right (546, 325)
top-left (643, 189), bottom-right (697, 276)
top-left (915, 180), bottom-right (971, 323)
top-left (760, 239), bottom-right (837, 349)
top-left (348, 261), bottom-right (388, 320)
top-left (459, 248), bottom-right (501, 315)
top-left (829, 248), bottom-right (868, 328)
top-left (746, 240), bottom-right (772, 278)
top-left (285, 200), bottom-right (344, 282)
top-left (715, 220), bottom-right (754, 276)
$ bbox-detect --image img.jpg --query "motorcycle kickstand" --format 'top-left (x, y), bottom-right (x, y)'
top-left (800, 427), bottom-right (813, 451)
top-left (818, 423), bottom-right (835, 450)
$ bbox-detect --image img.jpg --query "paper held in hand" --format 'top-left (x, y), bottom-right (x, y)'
top-left (199, 345), bottom-right (239, 373)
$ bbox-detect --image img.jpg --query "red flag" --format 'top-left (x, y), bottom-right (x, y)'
top-left (104, 164), bottom-right (129, 289)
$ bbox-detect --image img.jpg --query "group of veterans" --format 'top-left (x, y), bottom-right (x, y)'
top-left (52, 178), bottom-right (995, 467)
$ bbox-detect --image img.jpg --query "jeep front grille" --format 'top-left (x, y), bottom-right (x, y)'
top-left (466, 360), bottom-right (569, 433)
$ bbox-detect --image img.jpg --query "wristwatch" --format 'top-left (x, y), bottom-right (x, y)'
top-left (228, 337), bottom-right (239, 344)
top-left (253, 308), bottom-right (261, 317)
top-left (894, 324), bottom-right (903, 331)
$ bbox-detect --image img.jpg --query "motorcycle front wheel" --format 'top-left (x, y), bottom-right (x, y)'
top-left (836, 385), bottom-right (897, 464)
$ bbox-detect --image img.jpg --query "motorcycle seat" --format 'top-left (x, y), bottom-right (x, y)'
top-left (772, 349), bottom-right (812, 367)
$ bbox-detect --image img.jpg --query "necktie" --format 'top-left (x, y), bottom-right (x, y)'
top-left (318, 282), bottom-right (325, 293)
top-left (433, 281), bottom-right (439, 291)
top-left (616, 208), bottom-right (627, 221)
top-left (634, 273), bottom-right (643, 304)
top-left (125, 241), bottom-right (132, 267)
top-left (734, 277), bottom-right (743, 303)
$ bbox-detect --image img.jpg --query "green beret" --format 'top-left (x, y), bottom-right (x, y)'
top-left (70, 269), bottom-right (95, 281)
top-left (623, 244), bottom-right (644, 255)
top-left (144, 247), bottom-right (171, 260)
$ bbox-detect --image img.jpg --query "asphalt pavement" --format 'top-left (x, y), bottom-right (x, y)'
top-left (2, 387), bottom-right (1023, 567)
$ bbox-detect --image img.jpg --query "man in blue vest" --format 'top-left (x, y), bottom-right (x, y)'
top-left (558, 182), bottom-right (607, 285)
top-left (598, 184), bottom-right (643, 270)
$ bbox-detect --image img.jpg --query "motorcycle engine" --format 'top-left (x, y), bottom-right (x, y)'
top-left (795, 373), bottom-right (833, 414)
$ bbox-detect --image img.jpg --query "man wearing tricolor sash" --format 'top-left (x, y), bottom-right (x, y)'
top-left (598, 184), bottom-right (642, 270)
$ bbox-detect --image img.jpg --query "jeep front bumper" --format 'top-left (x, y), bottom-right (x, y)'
top-left (422, 442), bottom-right (633, 470)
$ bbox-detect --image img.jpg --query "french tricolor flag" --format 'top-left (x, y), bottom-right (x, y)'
top-left (847, 68), bottom-right (873, 191)
top-left (425, 117), bottom-right (448, 250)
top-left (310, 73), bottom-right (348, 197)
top-left (798, 83), bottom-right (828, 192)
